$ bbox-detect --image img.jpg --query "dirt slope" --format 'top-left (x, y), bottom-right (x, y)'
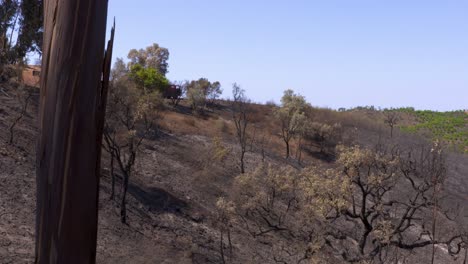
top-left (1, 81), bottom-right (468, 263)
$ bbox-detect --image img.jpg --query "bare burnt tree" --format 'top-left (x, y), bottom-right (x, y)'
top-left (258, 133), bottom-right (270, 163)
top-left (103, 120), bottom-right (118, 201)
top-left (35, 1), bottom-right (114, 263)
top-left (216, 198), bottom-right (235, 263)
top-left (106, 58), bottom-right (125, 201)
top-left (103, 79), bottom-right (161, 223)
top-left (108, 144), bottom-right (116, 200)
top-left (223, 140), bottom-right (465, 263)
top-left (248, 124), bottom-right (257, 152)
top-left (8, 85), bottom-right (31, 144)
top-left (384, 110), bottom-right (400, 138)
top-left (295, 122), bottom-right (309, 164)
top-left (231, 164), bottom-right (323, 263)
top-left (318, 143), bottom-right (464, 263)
top-left (400, 140), bottom-right (450, 264)
top-left (231, 83), bottom-right (251, 174)
top-left (105, 66), bottom-right (119, 201)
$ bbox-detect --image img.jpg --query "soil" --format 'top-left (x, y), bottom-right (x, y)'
top-left (1, 80), bottom-right (468, 263)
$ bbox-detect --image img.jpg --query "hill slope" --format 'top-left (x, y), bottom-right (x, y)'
top-left (1, 81), bottom-right (468, 263)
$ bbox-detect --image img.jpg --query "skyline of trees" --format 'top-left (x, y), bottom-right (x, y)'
top-left (0, 0), bottom-right (43, 64)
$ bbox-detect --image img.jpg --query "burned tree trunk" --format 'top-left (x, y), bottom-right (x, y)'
top-left (35, 1), bottom-right (113, 263)
top-left (8, 89), bottom-right (32, 144)
top-left (231, 83), bottom-right (250, 174)
top-left (120, 171), bottom-right (130, 224)
top-left (109, 153), bottom-right (115, 200)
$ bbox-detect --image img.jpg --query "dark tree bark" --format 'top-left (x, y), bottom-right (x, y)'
top-left (35, 1), bottom-right (113, 263)
top-left (8, 90), bottom-right (31, 144)
top-left (231, 83), bottom-right (250, 174)
top-left (384, 110), bottom-right (399, 138)
top-left (109, 153), bottom-right (115, 200)
top-left (120, 171), bottom-right (129, 224)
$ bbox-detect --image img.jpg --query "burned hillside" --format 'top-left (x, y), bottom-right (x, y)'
top-left (1, 71), bottom-right (468, 263)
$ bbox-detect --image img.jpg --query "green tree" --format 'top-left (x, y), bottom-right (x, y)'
top-left (15, 0), bottom-right (43, 59)
top-left (129, 63), bottom-right (169, 93)
top-left (186, 78), bottom-right (222, 106)
top-left (0, 0), bottom-right (19, 62)
top-left (127, 43), bottom-right (169, 76)
top-left (0, 0), bottom-right (43, 64)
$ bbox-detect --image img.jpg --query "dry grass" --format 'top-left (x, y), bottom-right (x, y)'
top-left (1, 79), bottom-right (467, 263)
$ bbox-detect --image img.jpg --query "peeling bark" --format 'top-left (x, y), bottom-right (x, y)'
top-left (35, 1), bottom-right (113, 263)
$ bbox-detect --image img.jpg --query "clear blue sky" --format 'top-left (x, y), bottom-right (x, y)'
top-left (106, 0), bottom-right (468, 111)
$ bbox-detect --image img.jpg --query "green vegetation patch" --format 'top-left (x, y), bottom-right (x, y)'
top-left (398, 109), bottom-right (468, 153)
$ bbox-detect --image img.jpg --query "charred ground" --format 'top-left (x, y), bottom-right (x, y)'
top-left (1, 78), bottom-right (468, 263)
